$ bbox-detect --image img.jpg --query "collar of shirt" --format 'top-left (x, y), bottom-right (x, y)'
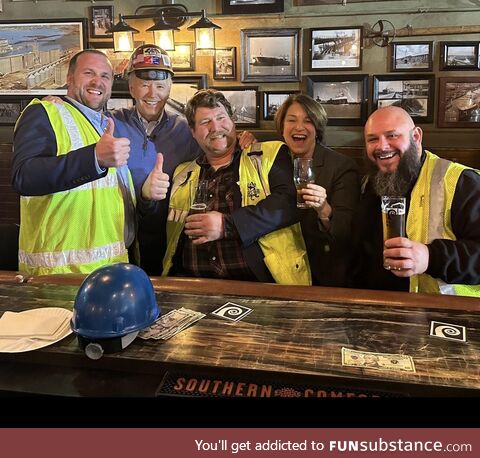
top-left (136, 109), bottom-right (165, 136)
top-left (65, 96), bottom-right (108, 135)
top-left (196, 142), bottom-right (241, 172)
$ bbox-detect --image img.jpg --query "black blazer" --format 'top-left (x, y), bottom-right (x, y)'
top-left (299, 143), bottom-right (360, 286)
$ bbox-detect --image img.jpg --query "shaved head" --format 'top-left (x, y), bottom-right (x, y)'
top-left (365, 106), bottom-right (415, 136)
top-left (364, 106), bottom-right (423, 196)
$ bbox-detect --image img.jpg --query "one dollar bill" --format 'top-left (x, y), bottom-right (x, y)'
top-left (342, 347), bottom-right (416, 372)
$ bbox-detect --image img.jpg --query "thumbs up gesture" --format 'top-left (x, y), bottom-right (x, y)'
top-left (141, 153), bottom-right (170, 201)
top-left (96, 118), bottom-right (130, 168)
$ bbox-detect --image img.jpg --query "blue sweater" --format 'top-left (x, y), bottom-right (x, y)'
top-left (111, 108), bottom-right (201, 274)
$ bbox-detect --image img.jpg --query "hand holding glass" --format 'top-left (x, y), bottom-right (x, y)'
top-left (188, 180), bottom-right (209, 239)
top-left (293, 158), bottom-right (315, 209)
top-left (381, 196), bottom-right (406, 270)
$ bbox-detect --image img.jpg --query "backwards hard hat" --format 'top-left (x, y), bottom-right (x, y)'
top-left (71, 263), bottom-right (160, 360)
top-left (126, 44), bottom-right (174, 80)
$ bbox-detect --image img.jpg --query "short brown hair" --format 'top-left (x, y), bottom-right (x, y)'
top-left (185, 89), bottom-right (234, 128)
top-left (68, 49), bottom-right (113, 77)
top-left (274, 93), bottom-right (328, 144)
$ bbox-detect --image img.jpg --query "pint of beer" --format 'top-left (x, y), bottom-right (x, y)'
top-left (293, 157), bottom-right (315, 209)
top-left (381, 196), bottom-right (406, 242)
top-left (188, 180), bottom-right (209, 238)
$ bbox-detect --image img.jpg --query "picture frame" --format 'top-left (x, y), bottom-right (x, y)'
top-left (167, 74), bottom-right (208, 115)
top-left (170, 43), bottom-right (195, 72)
top-left (241, 28), bottom-right (301, 82)
top-left (391, 41), bottom-right (433, 72)
top-left (0, 19), bottom-right (87, 95)
top-left (222, 0), bottom-right (284, 15)
top-left (309, 26), bottom-right (362, 71)
top-left (0, 97), bottom-right (22, 125)
top-left (211, 85), bottom-right (260, 127)
top-left (437, 77), bottom-right (480, 128)
top-left (306, 74), bottom-right (368, 126)
top-left (90, 6), bottom-right (114, 39)
top-left (213, 47), bottom-right (237, 80)
top-left (262, 90), bottom-right (299, 120)
top-left (440, 41), bottom-right (480, 71)
top-left (373, 74), bottom-right (435, 123)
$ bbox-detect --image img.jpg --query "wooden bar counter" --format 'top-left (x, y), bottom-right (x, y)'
top-left (0, 271), bottom-right (478, 397)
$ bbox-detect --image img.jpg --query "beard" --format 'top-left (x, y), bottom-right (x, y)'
top-left (367, 138), bottom-right (421, 197)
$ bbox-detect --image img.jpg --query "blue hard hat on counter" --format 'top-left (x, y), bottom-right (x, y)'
top-left (71, 263), bottom-right (159, 359)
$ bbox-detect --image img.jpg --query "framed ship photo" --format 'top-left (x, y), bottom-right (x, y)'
top-left (241, 28), bottom-right (301, 82)
top-left (306, 74), bottom-right (368, 125)
top-left (373, 74), bottom-right (435, 123)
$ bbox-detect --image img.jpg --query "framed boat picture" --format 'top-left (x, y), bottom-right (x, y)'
top-left (306, 74), bottom-right (368, 125)
top-left (373, 74), bottom-right (435, 123)
top-left (240, 28), bottom-right (301, 82)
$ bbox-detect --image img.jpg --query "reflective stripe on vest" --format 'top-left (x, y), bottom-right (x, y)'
top-left (17, 100), bottom-right (129, 275)
top-left (163, 142), bottom-right (311, 285)
top-left (19, 241), bottom-right (125, 269)
top-left (408, 150), bottom-right (480, 297)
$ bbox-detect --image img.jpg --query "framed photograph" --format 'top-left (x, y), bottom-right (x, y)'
top-left (438, 77), bottom-right (480, 128)
top-left (222, 0), bottom-right (284, 15)
top-left (170, 43), bottom-right (195, 72)
top-left (211, 86), bottom-right (260, 127)
top-left (90, 6), bottom-right (114, 39)
top-left (373, 74), bottom-right (435, 123)
top-left (213, 47), bottom-right (237, 80)
top-left (0, 19), bottom-right (87, 95)
top-left (263, 90), bottom-right (299, 120)
top-left (241, 28), bottom-right (300, 82)
top-left (309, 26), bottom-right (362, 71)
top-left (306, 74), bottom-right (368, 126)
top-left (440, 41), bottom-right (480, 71)
top-left (391, 41), bottom-right (433, 72)
top-left (0, 98), bottom-right (22, 125)
top-left (167, 74), bottom-right (208, 116)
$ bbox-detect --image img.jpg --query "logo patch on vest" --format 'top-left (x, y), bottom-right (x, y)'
top-left (247, 182), bottom-right (260, 200)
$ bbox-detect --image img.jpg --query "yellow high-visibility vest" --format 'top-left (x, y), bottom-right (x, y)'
top-left (17, 99), bottom-right (134, 275)
top-left (407, 150), bottom-right (480, 297)
top-left (163, 142), bottom-right (311, 285)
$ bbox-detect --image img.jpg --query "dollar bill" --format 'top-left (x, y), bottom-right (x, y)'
top-left (342, 347), bottom-right (416, 372)
top-left (139, 308), bottom-right (205, 341)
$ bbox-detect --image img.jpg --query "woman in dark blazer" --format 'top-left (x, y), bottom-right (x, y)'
top-left (275, 94), bottom-right (360, 286)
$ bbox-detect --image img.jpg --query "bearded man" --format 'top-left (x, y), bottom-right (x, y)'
top-left (351, 106), bottom-right (480, 297)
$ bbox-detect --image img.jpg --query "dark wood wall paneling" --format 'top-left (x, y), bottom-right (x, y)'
top-left (0, 142), bottom-right (479, 226)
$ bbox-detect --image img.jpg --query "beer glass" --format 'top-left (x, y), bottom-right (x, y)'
top-left (188, 180), bottom-right (209, 239)
top-left (189, 180), bottom-right (209, 215)
top-left (293, 157), bottom-right (315, 209)
top-left (381, 196), bottom-right (406, 270)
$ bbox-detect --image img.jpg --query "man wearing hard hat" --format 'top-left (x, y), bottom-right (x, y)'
top-left (112, 44), bottom-right (201, 276)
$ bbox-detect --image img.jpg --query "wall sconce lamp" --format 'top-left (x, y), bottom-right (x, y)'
top-left (111, 4), bottom-right (221, 53)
